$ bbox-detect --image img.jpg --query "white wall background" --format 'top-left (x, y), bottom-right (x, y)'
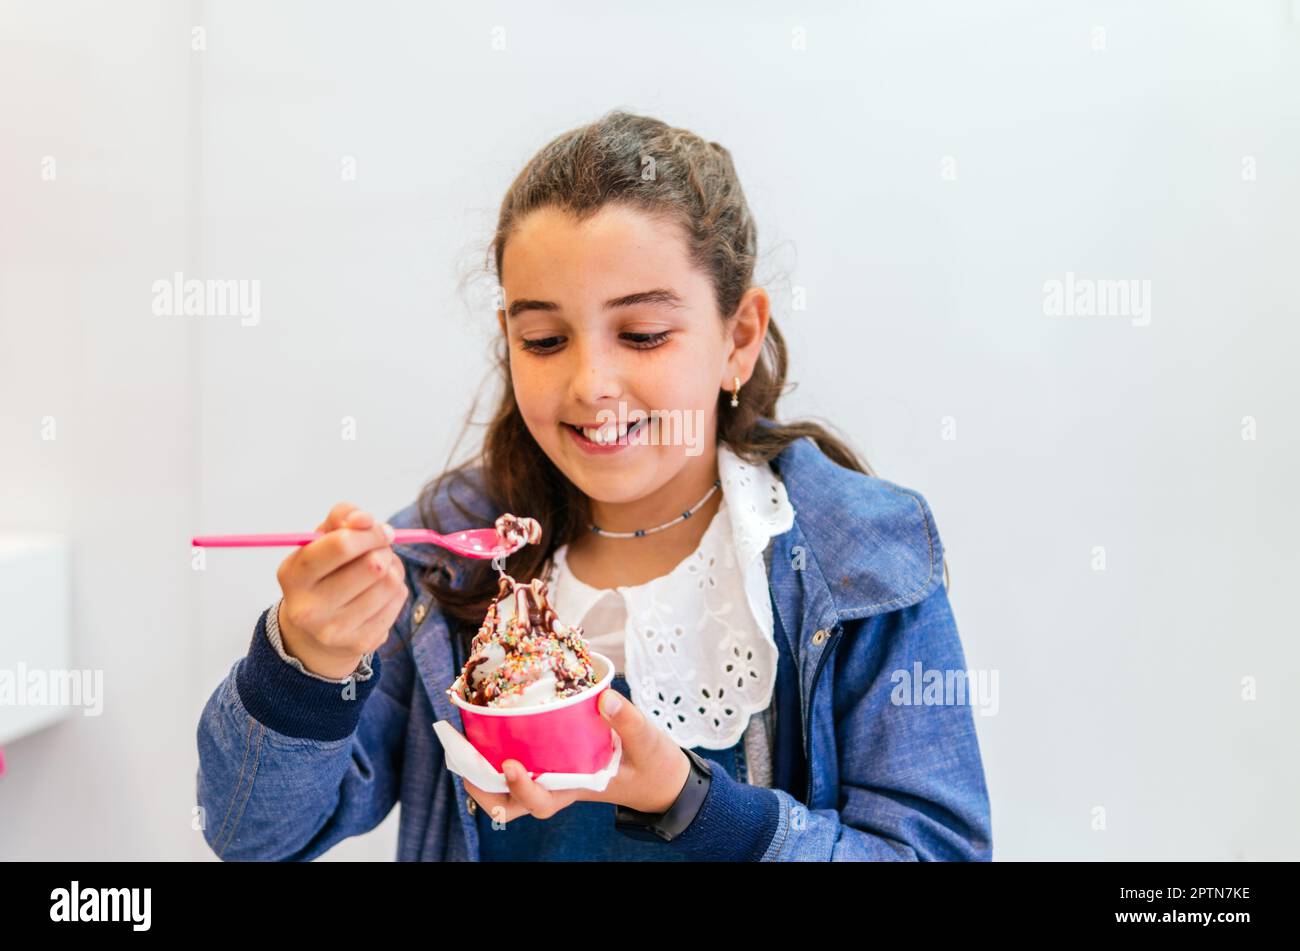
top-left (1, 0), bottom-right (1296, 860)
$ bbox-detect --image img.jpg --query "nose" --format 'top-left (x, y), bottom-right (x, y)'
top-left (567, 336), bottom-right (623, 409)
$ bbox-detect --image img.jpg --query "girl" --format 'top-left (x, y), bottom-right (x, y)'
top-left (196, 110), bottom-right (992, 861)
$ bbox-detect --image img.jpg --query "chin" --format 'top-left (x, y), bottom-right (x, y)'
top-left (562, 461), bottom-right (661, 503)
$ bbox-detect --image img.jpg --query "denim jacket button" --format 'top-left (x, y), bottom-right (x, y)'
top-left (466, 795), bottom-right (477, 815)
top-left (412, 602), bottom-right (427, 626)
top-left (812, 628), bottom-right (829, 645)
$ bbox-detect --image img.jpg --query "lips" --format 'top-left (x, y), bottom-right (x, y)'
top-left (564, 417), bottom-right (648, 447)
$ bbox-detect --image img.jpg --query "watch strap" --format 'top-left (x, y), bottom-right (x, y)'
top-left (614, 747), bottom-right (713, 843)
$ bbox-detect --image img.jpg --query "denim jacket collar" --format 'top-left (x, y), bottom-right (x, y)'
top-left (764, 428), bottom-right (944, 622)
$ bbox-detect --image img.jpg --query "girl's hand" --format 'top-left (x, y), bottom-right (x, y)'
top-left (463, 689), bottom-right (693, 825)
top-left (275, 502), bottom-right (405, 680)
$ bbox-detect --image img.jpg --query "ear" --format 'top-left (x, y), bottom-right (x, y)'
top-left (497, 309), bottom-right (507, 336)
top-left (723, 287), bottom-right (771, 387)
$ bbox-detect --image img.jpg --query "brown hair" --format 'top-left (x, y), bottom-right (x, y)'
top-left (417, 110), bottom-right (880, 652)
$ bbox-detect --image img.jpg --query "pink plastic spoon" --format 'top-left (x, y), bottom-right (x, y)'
top-left (190, 527), bottom-right (522, 560)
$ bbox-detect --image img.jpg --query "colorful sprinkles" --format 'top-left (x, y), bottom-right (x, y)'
top-left (447, 522), bottom-right (597, 709)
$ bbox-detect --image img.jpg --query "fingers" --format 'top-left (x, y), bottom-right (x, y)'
top-left (313, 542), bottom-right (399, 608)
top-left (464, 765), bottom-right (584, 826)
top-left (502, 760), bottom-right (579, 820)
top-left (315, 501), bottom-right (360, 534)
top-left (463, 781), bottom-right (524, 826)
top-left (292, 516), bottom-right (394, 587)
top-left (343, 559), bottom-right (410, 653)
top-left (312, 555), bottom-right (404, 647)
top-left (342, 509), bottom-right (375, 531)
top-left (462, 782), bottom-right (510, 821)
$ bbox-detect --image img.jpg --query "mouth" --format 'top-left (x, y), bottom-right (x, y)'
top-left (563, 417), bottom-right (649, 450)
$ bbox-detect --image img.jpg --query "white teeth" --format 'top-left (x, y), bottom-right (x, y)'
top-left (576, 420), bottom-right (642, 445)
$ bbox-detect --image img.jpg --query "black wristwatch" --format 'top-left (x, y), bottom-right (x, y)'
top-left (614, 747), bottom-right (712, 843)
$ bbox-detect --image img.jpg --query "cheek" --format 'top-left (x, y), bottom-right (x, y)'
top-left (643, 361), bottom-right (716, 412)
top-left (509, 364), bottom-right (561, 430)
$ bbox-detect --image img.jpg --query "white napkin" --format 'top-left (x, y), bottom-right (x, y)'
top-left (432, 720), bottom-right (622, 794)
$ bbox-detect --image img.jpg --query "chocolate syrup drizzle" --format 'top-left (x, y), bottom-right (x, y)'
top-left (451, 571), bottom-right (596, 708)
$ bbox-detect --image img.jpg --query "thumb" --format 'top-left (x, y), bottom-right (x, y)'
top-left (599, 689), bottom-right (646, 742)
top-left (600, 689), bottom-right (621, 720)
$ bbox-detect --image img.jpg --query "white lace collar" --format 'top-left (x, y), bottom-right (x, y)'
top-left (547, 443), bottom-right (795, 749)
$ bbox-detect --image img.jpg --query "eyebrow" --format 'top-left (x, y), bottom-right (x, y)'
top-left (506, 288), bottom-right (686, 319)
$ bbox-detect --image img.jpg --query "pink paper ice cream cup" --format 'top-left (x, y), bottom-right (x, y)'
top-left (449, 651), bottom-right (616, 776)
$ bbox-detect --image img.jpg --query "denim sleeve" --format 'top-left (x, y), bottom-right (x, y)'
top-left (776, 583), bottom-right (992, 860)
top-left (667, 582), bottom-right (993, 861)
top-left (195, 581), bottom-right (419, 861)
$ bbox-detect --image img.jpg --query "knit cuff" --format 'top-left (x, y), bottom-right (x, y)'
top-left (663, 755), bottom-right (781, 860)
top-left (235, 606), bottom-right (383, 741)
top-left (265, 597), bottom-right (374, 683)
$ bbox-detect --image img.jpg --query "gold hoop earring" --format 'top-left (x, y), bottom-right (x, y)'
top-left (730, 376), bottom-right (741, 408)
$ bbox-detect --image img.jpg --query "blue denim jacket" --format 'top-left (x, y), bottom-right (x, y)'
top-left (196, 427), bottom-right (993, 861)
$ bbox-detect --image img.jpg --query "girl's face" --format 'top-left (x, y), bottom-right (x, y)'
top-left (498, 203), bottom-right (766, 517)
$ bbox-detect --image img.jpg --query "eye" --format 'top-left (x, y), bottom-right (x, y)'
top-left (518, 331), bottom-right (671, 355)
top-left (622, 331), bottom-right (671, 349)
top-left (520, 335), bottom-right (564, 354)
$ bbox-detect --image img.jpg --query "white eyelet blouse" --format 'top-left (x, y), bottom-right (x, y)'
top-left (543, 443), bottom-right (796, 785)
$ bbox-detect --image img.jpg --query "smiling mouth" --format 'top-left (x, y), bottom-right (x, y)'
top-left (564, 418), bottom-right (649, 446)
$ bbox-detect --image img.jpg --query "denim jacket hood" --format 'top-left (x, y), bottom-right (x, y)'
top-left (197, 421), bottom-right (993, 861)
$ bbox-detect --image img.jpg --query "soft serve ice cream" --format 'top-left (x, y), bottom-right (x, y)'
top-left (449, 573), bottom-right (598, 708)
top-left (493, 512), bottom-right (542, 551)
top-left (447, 513), bottom-right (598, 709)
